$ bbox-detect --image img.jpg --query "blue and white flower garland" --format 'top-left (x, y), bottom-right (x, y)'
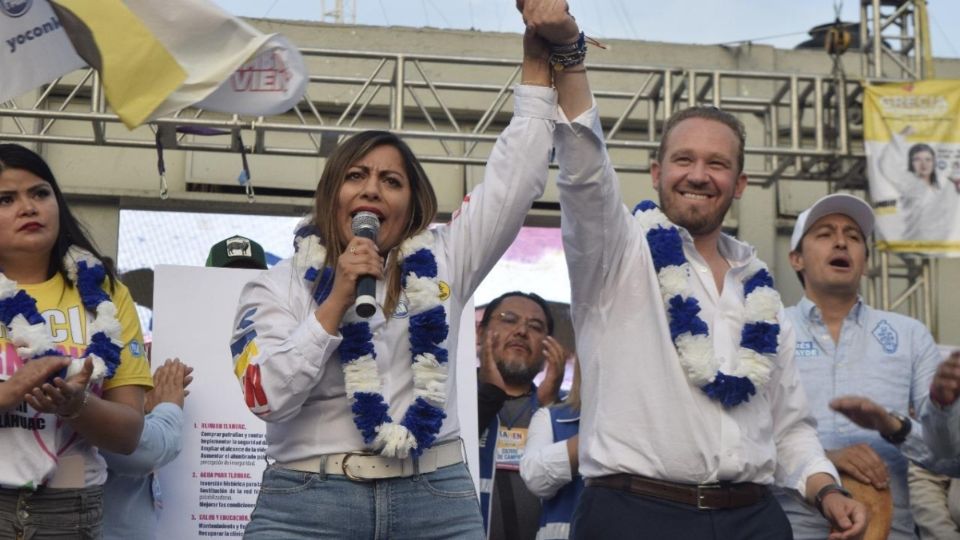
top-left (634, 200), bottom-right (782, 407)
top-left (0, 246), bottom-right (123, 384)
top-left (294, 223), bottom-right (448, 458)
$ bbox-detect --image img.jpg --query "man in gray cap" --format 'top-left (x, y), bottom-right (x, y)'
top-left (776, 193), bottom-right (941, 539)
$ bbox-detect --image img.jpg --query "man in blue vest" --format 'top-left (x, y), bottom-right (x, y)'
top-left (477, 291), bottom-right (566, 540)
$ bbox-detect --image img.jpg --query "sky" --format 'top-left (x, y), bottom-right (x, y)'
top-left (212, 0), bottom-right (960, 58)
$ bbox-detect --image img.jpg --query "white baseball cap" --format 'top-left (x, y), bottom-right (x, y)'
top-left (790, 193), bottom-right (875, 251)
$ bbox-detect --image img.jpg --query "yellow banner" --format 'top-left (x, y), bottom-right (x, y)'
top-left (864, 80), bottom-right (960, 256)
top-left (864, 80), bottom-right (960, 144)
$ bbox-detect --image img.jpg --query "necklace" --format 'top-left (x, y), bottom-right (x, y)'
top-left (0, 246), bottom-right (122, 383)
top-left (294, 225), bottom-right (449, 458)
top-left (634, 201), bottom-right (782, 407)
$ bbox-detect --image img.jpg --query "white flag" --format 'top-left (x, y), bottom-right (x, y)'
top-left (196, 34), bottom-right (308, 117)
top-left (0, 0), bottom-right (84, 103)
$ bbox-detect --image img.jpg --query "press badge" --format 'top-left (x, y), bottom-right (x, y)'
top-left (495, 426), bottom-right (527, 470)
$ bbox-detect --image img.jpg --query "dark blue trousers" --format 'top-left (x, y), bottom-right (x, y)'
top-left (571, 485), bottom-right (793, 540)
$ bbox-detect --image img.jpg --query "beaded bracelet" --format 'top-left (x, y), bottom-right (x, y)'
top-left (549, 31), bottom-right (587, 71)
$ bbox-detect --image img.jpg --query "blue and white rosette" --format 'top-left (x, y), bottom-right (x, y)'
top-left (295, 221), bottom-right (448, 458)
top-left (634, 200), bottom-right (781, 407)
top-left (0, 246), bottom-right (122, 385)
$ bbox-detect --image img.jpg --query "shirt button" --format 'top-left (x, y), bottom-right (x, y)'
top-left (821, 334), bottom-right (830, 340)
top-left (17, 510), bottom-right (28, 520)
top-left (699, 266), bottom-right (708, 273)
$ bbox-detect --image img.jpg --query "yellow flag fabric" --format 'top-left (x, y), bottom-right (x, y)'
top-left (864, 80), bottom-right (960, 255)
top-left (51, 0), bottom-right (186, 128)
top-left (47, 0), bottom-right (305, 128)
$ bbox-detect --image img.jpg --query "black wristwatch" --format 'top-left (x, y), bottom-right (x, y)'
top-left (881, 411), bottom-right (912, 445)
top-left (815, 483), bottom-right (853, 517)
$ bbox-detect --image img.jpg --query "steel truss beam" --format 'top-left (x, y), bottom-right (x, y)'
top-left (0, 48), bottom-right (871, 182)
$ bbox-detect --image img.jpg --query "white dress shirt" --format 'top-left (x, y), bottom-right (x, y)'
top-left (521, 407), bottom-right (575, 499)
top-left (552, 102), bottom-right (837, 494)
top-left (230, 85), bottom-right (557, 462)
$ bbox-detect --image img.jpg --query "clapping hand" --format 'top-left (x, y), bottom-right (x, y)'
top-left (537, 336), bottom-right (569, 406)
top-left (24, 356), bottom-right (93, 418)
top-left (144, 358), bottom-right (194, 413)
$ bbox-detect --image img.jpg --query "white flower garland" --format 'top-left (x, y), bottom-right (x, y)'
top-left (294, 223), bottom-right (449, 458)
top-left (634, 201), bottom-right (782, 407)
top-left (0, 246), bottom-right (123, 385)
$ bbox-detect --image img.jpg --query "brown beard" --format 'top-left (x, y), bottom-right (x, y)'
top-left (658, 190), bottom-right (734, 236)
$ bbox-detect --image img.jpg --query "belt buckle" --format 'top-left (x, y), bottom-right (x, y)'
top-left (696, 483), bottom-right (722, 510)
top-left (341, 451), bottom-right (378, 482)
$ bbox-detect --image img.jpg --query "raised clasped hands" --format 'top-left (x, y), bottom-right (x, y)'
top-left (516, 0), bottom-right (580, 46)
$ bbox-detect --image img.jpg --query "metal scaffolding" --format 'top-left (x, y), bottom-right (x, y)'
top-left (860, 0), bottom-right (932, 79)
top-left (857, 0), bottom-right (938, 335)
top-left (0, 49), bottom-right (866, 179)
top-left (0, 7), bottom-right (943, 335)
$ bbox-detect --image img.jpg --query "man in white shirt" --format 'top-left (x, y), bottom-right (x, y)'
top-left (517, 1), bottom-right (868, 538)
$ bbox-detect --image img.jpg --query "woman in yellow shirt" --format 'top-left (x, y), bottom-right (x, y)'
top-left (0, 144), bottom-right (152, 538)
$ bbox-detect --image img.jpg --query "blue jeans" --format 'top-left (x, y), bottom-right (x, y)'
top-left (244, 462), bottom-right (484, 540)
top-left (0, 486), bottom-right (103, 540)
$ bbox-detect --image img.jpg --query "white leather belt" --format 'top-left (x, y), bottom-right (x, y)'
top-left (277, 440), bottom-right (464, 481)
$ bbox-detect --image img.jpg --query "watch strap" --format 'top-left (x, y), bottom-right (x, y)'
top-left (815, 483), bottom-right (853, 517)
top-left (881, 411), bottom-right (912, 444)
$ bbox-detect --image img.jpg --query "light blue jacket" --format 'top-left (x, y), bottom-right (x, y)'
top-left (101, 403), bottom-right (184, 540)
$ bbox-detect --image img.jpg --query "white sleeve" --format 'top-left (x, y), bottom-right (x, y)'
top-left (554, 100), bottom-right (635, 310)
top-left (769, 317), bottom-right (839, 494)
top-left (230, 271), bottom-right (342, 423)
top-left (442, 85), bottom-right (556, 302)
top-left (878, 133), bottom-right (914, 194)
top-left (520, 407), bottom-right (573, 499)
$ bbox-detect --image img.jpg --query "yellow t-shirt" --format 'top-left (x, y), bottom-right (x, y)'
top-left (0, 273), bottom-right (153, 488)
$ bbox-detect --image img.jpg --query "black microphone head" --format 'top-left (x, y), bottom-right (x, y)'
top-left (351, 211), bottom-right (380, 241)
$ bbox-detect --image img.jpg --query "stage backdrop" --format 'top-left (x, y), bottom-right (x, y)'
top-left (864, 80), bottom-right (960, 256)
top-left (152, 265), bottom-right (479, 539)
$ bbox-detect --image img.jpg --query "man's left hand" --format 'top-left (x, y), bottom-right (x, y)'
top-left (536, 336), bottom-right (568, 406)
top-left (821, 491), bottom-right (868, 540)
top-left (829, 396), bottom-right (901, 437)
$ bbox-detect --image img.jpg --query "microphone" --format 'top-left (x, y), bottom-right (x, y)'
top-left (351, 211), bottom-right (380, 319)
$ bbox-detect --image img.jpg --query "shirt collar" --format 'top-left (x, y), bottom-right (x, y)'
top-left (677, 229), bottom-right (756, 269)
top-left (798, 295), bottom-right (866, 326)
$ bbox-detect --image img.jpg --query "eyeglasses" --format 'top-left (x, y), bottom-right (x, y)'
top-left (494, 311), bottom-right (548, 335)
